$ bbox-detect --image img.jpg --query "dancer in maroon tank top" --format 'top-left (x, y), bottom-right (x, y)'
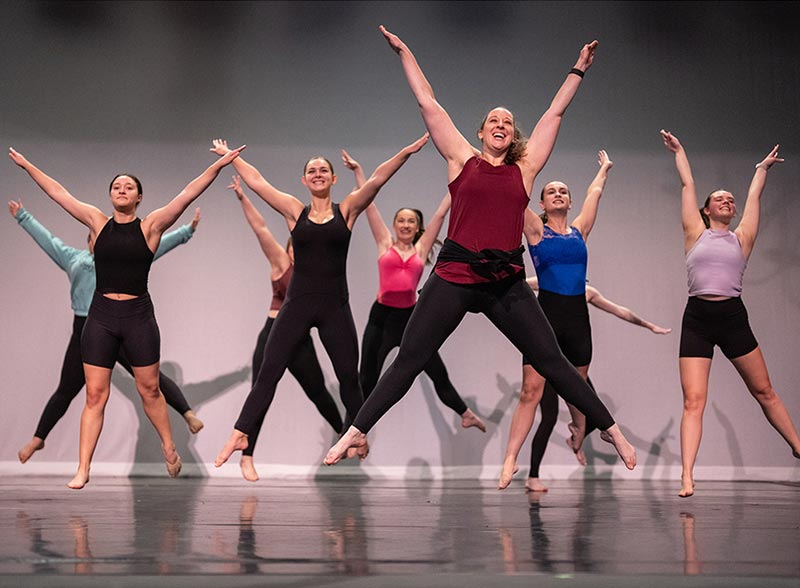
top-left (325, 26), bottom-right (637, 472)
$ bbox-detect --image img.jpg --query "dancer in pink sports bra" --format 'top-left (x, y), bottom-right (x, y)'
top-left (341, 150), bottom-right (485, 433)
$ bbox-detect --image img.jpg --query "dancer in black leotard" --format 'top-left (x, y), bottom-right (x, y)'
top-left (9, 201), bottom-right (205, 465)
top-left (228, 175), bottom-right (343, 481)
top-left (9, 145), bottom-right (243, 489)
top-left (213, 134), bottom-right (429, 469)
top-left (325, 27), bottom-right (636, 470)
top-left (340, 150), bottom-right (486, 432)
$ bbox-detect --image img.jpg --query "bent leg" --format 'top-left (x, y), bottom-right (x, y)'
top-left (131, 362), bottom-right (181, 478)
top-left (500, 364), bottom-right (545, 489)
top-left (68, 364), bottom-right (112, 489)
top-left (731, 348), bottom-right (800, 458)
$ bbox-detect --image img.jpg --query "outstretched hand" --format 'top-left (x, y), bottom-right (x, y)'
top-left (227, 174), bottom-right (245, 200)
top-left (575, 40), bottom-right (599, 72)
top-left (8, 199), bottom-right (22, 218)
top-left (379, 25), bottom-right (405, 54)
top-left (406, 132), bottom-right (430, 154)
top-left (757, 144), bottom-right (783, 170)
top-left (597, 149), bottom-right (613, 170)
top-left (190, 208), bottom-right (201, 232)
top-left (8, 147), bottom-right (29, 168)
top-left (660, 129), bottom-right (682, 153)
top-left (215, 144), bottom-right (246, 167)
top-left (341, 149), bottom-right (361, 171)
top-left (210, 139), bottom-right (233, 157)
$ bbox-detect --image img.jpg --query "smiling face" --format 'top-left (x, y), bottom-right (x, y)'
top-left (393, 208), bottom-right (420, 243)
top-left (108, 174), bottom-right (142, 211)
top-left (478, 107), bottom-right (515, 155)
top-left (539, 181), bottom-right (572, 215)
top-left (301, 157), bottom-right (336, 195)
top-left (704, 190), bottom-right (736, 224)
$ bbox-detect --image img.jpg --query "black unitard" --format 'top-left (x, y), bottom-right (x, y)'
top-left (244, 315), bottom-right (343, 457)
top-left (234, 204), bottom-right (363, 437)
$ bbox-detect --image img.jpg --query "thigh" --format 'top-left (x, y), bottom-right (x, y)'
top-left (120, 314), bottom-right (161, 368)
top-left (316, 299), bottom-right (360, 377)
top-left (730, 347), bottom-right (770, 396)
top-left (679, 357), bottom-right (712, 403)
top-left (81, 313), bottom-right (121, 369)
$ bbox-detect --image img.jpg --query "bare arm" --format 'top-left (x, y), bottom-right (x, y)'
top-left (519, 41), bottom-right (598, 191)
top-left (210, 139), bottom-right (305, 227)
top-left (8, 147), bottom-right (107, 234)
top-left (523, 207), bottom-right (544, 246)
top-left (586, 285), bottom-right (672, 334)
top-left (380, 26), bottom-right (474, 177)
top-left (342, 148), bottom-right (393, 255)
top-left (229, 175), bottom-right (291, 277)
top-left (735, 144), bottom-right (783, 260)
top-left (572, 150), bottom-right (613, 239)
top-left (340, 133), bottom-right (429, 228)
top-left (660, 130), bottom-right (705, 251)
top-left (415, 192), bottom-right (450, 261)
top-left (142, 146), bottom-right (245, 249)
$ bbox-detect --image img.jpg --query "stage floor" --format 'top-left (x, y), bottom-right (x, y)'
top-left (0, 476), bottom-right (797, 587)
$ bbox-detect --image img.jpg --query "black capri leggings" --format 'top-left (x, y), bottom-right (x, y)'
top-left (244, 316), bottom-right (343, 456)
top-left (33, 314), bottom-right (192, 441)
top-left (353, 273), bottom-right (614, 433)
top-left (234, 290), bottom-right (363, 439)
top-left (523, 290), bottom-right (596, 478)
top-left (360, 301), bottom-right (468, 416)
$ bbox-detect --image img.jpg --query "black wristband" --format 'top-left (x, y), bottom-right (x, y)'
top-left (569, 67), bottom-right (585, 78)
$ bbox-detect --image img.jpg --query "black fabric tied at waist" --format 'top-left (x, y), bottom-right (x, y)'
top-left (436, 238), bottom-right (525, 280)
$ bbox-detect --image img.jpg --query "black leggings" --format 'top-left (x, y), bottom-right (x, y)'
top-left (523, 290), bottom-right (596, 478)
top-left (244, 316), bottom-right (343, 456)
top-left (528, 377), bottom-right (597, 478)
top-left (234, 292), bottom-right (363, 438)
top-left (353, 273), bottom-right (614, 433)
top-left (33, 315), bottom-right (192, 441)
top-left (360, 301), bottom-right (468, 416)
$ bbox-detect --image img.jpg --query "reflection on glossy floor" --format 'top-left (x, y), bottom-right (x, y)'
top-left (0, 476), bottom-right (797, 587)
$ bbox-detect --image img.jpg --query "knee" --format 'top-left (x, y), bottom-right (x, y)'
top-left (519, 380), bottom-right (543, 405)
top-left (751, 383), bottom-right (777, 405)
top-left (136, 381), bottom-right (161, 401)
top-left (84, 386), bottom-right (109, 410)
top-left (682, 393), bottom-right (706, 415)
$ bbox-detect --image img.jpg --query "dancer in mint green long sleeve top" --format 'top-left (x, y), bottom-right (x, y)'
top-left (10, 201), bottom-right (204, 464)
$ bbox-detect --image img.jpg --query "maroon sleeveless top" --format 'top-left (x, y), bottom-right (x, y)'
top-left (269, 265), bottom-right (293, 312)
top-left (435, 157), bottom-right (529, 284)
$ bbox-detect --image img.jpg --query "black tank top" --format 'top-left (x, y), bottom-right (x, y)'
top-left (287, 203), bottom-right (351, 300)
top-left (94, 218), bottom-right (154, 295)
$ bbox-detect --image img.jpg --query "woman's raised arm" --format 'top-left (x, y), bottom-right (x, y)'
top-left (572, 149), bottom-right (613, 239)
top-left (229, 175), bottom-right (291, 276)
top-left (380, 26), bottom-right (473, 176)
top-left (735, 144), bottom-right (783, 260)
top-left (340, 133), bottom-right (429, 228)
top-left (415, 192), bottom-right (450, 262)
top-left (9, 147), bottom-right (107, 234)
top-left (342, 149), bottom-right (393, 256)
top-left (210, 139), bottom-right (305, 227)
top-left (520, 41), bottom-right (598, 190)
top-left (660, 130), bottom-right (705, 251)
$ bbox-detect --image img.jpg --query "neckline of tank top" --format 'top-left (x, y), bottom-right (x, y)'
top-left (109, 216), bottom-right (141, 226)
top-left (305, 204), bottom-right (337, 225)
top-left (389, 245), bottom-right (418, 263)
top-left (544, 224), bottom-right (576, 236)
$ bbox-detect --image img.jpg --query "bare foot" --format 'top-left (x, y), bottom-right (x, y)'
top-left (567, 422), bottom-right (586, 453)
top-left (498, 456), bottom-right (519, 490)
top-left (599, 425), bottom-right (636, 470)
top-left (183, 410), bottom-right (204, 434)
top-left (239, 456), bottom-right (259, 482)
top-left (565, 436), bottom-right (587, 466)
top-left (67, 470), bottom-right (90, 490)
top-left (215, 430), bottom-right (249, 467)
top-left (525, 477), bottom-right (548, 493)
top-left (345, 438), bottom-right (370, 460)
top-left (324, 426), bottom-right (367, 465)
top-left (678, 476), bottom-right (695, 498)
top-left (461, 408), bottom-right (486, 432)
top-left (18, 437), bottom-right (45, 464)
top-left (163, 446), bottom-right (182, 478)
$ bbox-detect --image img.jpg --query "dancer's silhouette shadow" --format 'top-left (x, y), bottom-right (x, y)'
top-left (112, 361), bottom-right (250, 476)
